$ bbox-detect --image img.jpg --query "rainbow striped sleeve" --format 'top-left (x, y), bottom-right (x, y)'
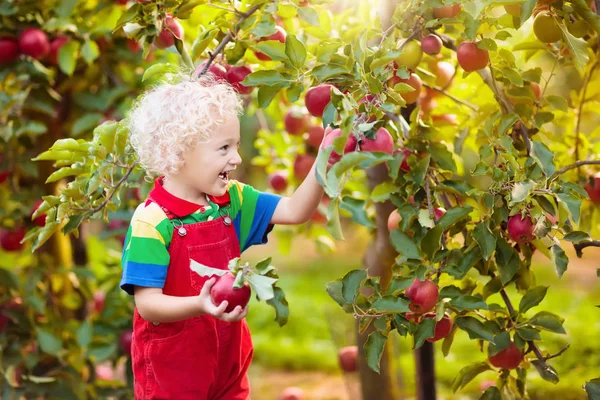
top-left (228, 180), bottom-right (281, 252)
top-left (120, 201), bottom-right (173, 295)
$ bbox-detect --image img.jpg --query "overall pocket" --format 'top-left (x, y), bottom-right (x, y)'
top-left (188, 238), bottom-right (233, 293)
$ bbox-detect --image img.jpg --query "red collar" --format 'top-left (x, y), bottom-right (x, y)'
top-left (148, 177), bottom-right (230, 217)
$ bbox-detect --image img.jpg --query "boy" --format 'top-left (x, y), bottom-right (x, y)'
top-left (120, 74), bottom-right (325, 399)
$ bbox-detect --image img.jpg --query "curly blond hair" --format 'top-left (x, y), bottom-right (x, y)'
top-left (127, 73), bottom-right (243, 176)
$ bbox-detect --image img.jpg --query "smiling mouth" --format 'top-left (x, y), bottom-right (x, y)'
top-left (218, 171), bottom-right (230, 183)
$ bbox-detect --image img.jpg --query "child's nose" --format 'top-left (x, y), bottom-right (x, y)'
top-left (231, 150), bottom-right (242, 165)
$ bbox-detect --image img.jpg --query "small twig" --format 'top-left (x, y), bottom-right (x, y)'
top-left (207, 3), bottom-right (245, 16)
top-left (378, 23), bottom-right (398, 46)
top-left (550, 160), bottom-right (600, 179)
top-left (91, 162), bottom-right (139, 213)
top-left (422, 83), bottom-right (478, 111)
top-left (540, 56), bottom-right (558, 99)
top-left (573, 240), bottom-right (600, 257)
top-left (197, 4), bottom-right (262, 77)
top-left (543, 344), bottom-right (570, 361)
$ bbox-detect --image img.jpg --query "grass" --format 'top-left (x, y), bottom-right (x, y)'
top-left (243, 228), bottom-right (600, 399)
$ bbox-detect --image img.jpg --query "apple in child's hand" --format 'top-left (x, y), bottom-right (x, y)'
top-left (210, 273), bottom-right (251, 313)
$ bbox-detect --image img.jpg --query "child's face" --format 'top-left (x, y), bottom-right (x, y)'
top-left (179, 115), bottom-right (242, 197)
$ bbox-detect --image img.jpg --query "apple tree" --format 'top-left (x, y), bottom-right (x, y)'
top-left (7, 0), bottom-right (600, 399)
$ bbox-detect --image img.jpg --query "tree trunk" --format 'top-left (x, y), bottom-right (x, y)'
top-left (415, 342), bottom-right (436, 400)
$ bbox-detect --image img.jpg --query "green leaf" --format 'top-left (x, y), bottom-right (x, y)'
top-left (254, 41), bottom-right (287, 61)
top-left (390, 230), bottom-right (421, 260)
top-left (437, 206), bottom-right (473, 230)
top-left (326, 198), bottom-right (344, 241)
top-left (328, 152), bottom-right (392, 191)
top-left (495, 237), bottom-right (521, 285)
top-left (547, 95), bottom-right (568, 112)
top-left (243, 70), bottom-right (288, 87)
top-left (530, 141), bottom-right (556, 177)
top-left (531, 359), bottom-right (560, 383)
top-left (450, 295), bottom-right (489, 311)
top-left (58, 40), bottom-right (80, 76)
top-left (430, 142), bottom-right (457, 173)
top-left (452, 362), bottom-right (492, 392)
top-left (551, 245), bottom-right (568, 278)
top-left (297, 6), bottom-right (320, 25)
top-left (257, 86), bottom-right (280, 108)
top-left (340, 197), bottom-right (375, 228)
top-left (520, 0), bottom-right (537, 22)
top-left (266, 286), bottom-right (289, 327)
top-left (142, 63), bottom-right (176, 82)
top-left (192, 28), bottom-right (218, 61)
top-left (479, 386), bottom-right (502, 400)
top-left (190, 260), bottom-right (229, 278)
top-left (519, 286), bottom-right (548, 314)
top-left (326, 279), bottom-right (348, 308)
top-left (81, 40), bottom-right (100, 64)
top-left (408, 155), bottom-right (430, 185)
top-left (385, 277), bottom-right (414, 295)
top-left (37, 328), bottom-right (63, 355)
top-left (255, 257), bottom-right (273, 273)
top-left (370, 296), bottom-right (410, 313)
top-left (414, 318), bottom-right (436, 349)
top-left (421, 225), bottom-right (443, 260)
top-left (473, 220), bottom-right (496, 261)
top-left (516, 327), bottom-right (541, 341)
top-left (342, 269), bottom-right (367, 304)
top-left (245, 273), bottom-right (277, 301)
top-left (76, 321), bottom-right (92, 348)
top-left (364, 331), bottom-right (387, 374)
top-left (585, 380), bottom-right (600, 399)
top-left (89, 342), bottom-right (117, 363)
top-left (529, 311), bottom-right (566, 334)
top-left (455, 316), bottom-right (496, 343)
top-left (371, 181), bottom-right (397, 202)
top-left (285, 34), bottom-right (306, 69)
top-left (563, 231), bottom-right (590, 243)
top-left (558, 22), bottom-right (589, 72)
top-left (498, 113), bottom-right (520, 136)
top-left (510, 181), bottom-right (535, 206)
top-left (557, 192), bottom-right (581, 224)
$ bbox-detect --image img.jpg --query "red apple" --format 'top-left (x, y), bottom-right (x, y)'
top-left (387, 210), bottom-right (401, 232)
top-left (0, 311), bottom-right (9, 332)
top-left (405, 278), bottom-right (439, 314)
top-left (488, 342), bottom-right (523, 370)
top-left (31, 200), bottom-right (46, 227)
top-left (530, 82), bottom-right (542, 100)
top-left (48, 35), bottom-right (69, 65)
top-left (423, 313), bottom-right (453, 342)
top-left (155, 15), bottom-right (184, 49)
top-left (305, 84), bottom-right (332, 117)
top-left (507, 214), bottom-right (535, 243)
top-left (396, 148), bottom-right (412, 172)
top-left (0, 227), bottom-right (25, 252)
top-left (584, 176), bottom-right (600, 204)
top-left (119, 329), bottom-right (133, 355)
top-left (18, 28), bottom-right (50, 60)
top-left (196, 62), bottom-right (227, 82)
top-left (389, 73), bottom-right (422, 105)
top-left (210, 273), bottom-right (251, 313)
top-left (284, 107), bottom-right (309, 135)
top-left (279, 387), bottom-right (305, 400)
top-left (434, 207), bottom-right (446, 221)
top-left (293, 154), bottom-right (316, 180)
top-left (320, 128), bottom-right (358, 164)
top-left (255, 26), bottom-right (286, 61)
top-left (457, 41), bottom-right (489, 72)
top-left (126, 39), bottom-right (142, 53)
top-left (433, 3), bottom-right (461, 18)
top-left (0, 37), bottom-right (19, 64)
top-left (421, 35), bottom-right (443, 55)
top-left (433, 61), bottom-right (455, 88)
top-left (306, 125), bottom-right (326, 148)
top-left (338, 345), bottom-right (358, 372)
top-left (93, 291), bottom-right (106, 314)
top-left (269, 171), bottom-right (288, 192)
top-left (226, 65), bottom-right (254, 95)
top-left (359, 127), bottom-right (394, 154)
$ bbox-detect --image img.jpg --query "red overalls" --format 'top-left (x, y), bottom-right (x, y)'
top-left (131, 195), bottom-right (253, 400)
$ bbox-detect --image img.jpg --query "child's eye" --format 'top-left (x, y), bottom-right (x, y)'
top-left (220, 145), bottom-right (229, 151)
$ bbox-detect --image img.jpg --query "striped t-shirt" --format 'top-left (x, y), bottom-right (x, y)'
top-left (119, 178), bottom-right (281, 295)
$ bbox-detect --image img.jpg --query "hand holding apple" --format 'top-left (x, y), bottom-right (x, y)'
top-left (197, 276), bottom-right (250, 322)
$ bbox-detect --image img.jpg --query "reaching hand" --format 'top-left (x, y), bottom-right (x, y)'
top-left (197, 277), bottom-right (249, 322)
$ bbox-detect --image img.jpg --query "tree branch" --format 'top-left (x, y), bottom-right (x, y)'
top-left (91, 161), bottom-right (139, 214)
top-left (197, 4), bottom-right (263, 77)
top-left (422, 83), bottom-right (478, 111)
top-left (573, 240), bottom-right (600, 257)
top-left (550, 160), bottom-right (600, 179)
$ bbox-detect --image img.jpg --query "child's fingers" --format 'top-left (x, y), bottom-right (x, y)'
top-left (199, 277), bottom-right (216, 296)
top-left (212, 300), bottom-right (229, 316)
